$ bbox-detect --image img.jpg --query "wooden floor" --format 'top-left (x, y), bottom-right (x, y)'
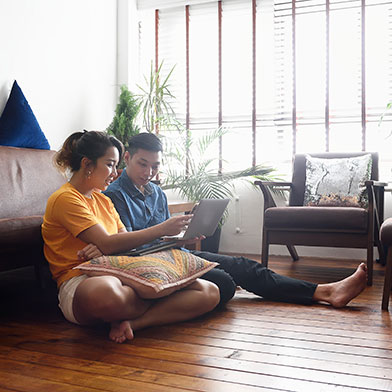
top-left (1, 255), bottom-right (392, 392)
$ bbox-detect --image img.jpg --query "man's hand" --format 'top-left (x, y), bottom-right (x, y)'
top-left (175, 235), bottom-right (206, 246)
top-left (77, 243), bottom-right (103, 261)
top-left (161, 215), bottom-right (193, 236)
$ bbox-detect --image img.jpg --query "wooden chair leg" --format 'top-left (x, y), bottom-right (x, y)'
top-left (287, 245), bottom-right (299, 261)
top-left (367, 244), bottom-right (373, 286)
top-left (261, 229), bottom-right (269, 268)
top-left (382, 247), bottom-right (392, 311)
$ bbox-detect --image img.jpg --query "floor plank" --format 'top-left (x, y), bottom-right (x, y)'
top-left (1, 255), bottom-right (392, 391)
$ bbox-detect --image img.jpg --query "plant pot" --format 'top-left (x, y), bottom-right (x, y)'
top-left (201, 226), bottom-right (221, 253)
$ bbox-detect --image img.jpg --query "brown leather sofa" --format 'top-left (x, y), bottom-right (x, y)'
top-left (0, 146), bottom-right (66, 284)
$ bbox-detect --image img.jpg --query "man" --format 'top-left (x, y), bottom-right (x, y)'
top-left (104, 133), bottom-right (367, 308)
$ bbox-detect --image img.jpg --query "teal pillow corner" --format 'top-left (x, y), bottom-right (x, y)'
top-left (0, 80), bottom-right (50, 150)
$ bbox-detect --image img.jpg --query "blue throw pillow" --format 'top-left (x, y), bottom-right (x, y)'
top-left (0, 81), bottom-right (50, 150)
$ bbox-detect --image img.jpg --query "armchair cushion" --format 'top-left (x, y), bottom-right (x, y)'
top-left (264, 206), bottom-right (368, 231)
top-left (303, 154), bottom-right (372, 208)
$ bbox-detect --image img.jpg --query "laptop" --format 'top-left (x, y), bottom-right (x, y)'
top-left (118, 198), bottom-right (230, 256)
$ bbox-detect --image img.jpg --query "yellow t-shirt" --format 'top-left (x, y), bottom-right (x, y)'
top-left (42, 182), bottom-right (125, 288)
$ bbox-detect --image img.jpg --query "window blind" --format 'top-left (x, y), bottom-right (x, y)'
top-left (136, 0), bottom-right (392, 176)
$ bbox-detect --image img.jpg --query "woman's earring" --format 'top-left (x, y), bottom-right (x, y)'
top-left (87, 170), bottom-right (92, 180)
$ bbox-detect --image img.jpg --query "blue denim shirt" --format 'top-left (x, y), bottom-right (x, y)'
top-left (104, 170), bottom-right (190, 252)
top-left (104, 170), bottom-right (170, 235)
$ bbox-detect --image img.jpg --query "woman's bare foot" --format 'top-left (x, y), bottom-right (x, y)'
top-left (313, 263), bottom-right (368, 308)
top-left (109, 320), bottom-right (134, 343)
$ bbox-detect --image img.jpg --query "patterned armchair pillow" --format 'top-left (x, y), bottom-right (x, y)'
top-left (74, 249), bottom-right (217, 299)
top-left (303, 154), bottom-right (372, 208)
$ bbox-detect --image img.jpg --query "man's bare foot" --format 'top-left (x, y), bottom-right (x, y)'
top-left (109, 320), bottom-right (134, 343)
top-left (314, 263), bottom-right (368, 308)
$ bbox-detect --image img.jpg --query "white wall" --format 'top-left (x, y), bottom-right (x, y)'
top-left (1, 0), bottom-right (389, 259)
top-left (0, 0), bottom-right (118, 150)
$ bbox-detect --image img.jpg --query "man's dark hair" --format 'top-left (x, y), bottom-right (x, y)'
top-left (127, 132), bottom-right (163, 156)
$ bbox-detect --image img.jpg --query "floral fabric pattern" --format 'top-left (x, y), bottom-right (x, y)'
top-left (74, 248), bottom-right (217, 293)
top-left (303, 154), bottom-right (372, 208)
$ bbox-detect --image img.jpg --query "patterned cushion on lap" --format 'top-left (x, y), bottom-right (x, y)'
top-left (73, 249), bottom-right (218, 299)
top-left (303, 154), bottom-right (372, 208)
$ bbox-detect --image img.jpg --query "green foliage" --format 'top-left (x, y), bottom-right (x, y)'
top-left (107, 85), bottom-right (141, 148)
top-left (379, 101), bottom-right (392, 124)
top-left (108, 62), bottom-right (279, 226)
top-left (378, 101), bottom-right (392, 139)
top-left (136, 61), bottom-right (178, 133)
top-left (161, 127), bottom-right (278, 224)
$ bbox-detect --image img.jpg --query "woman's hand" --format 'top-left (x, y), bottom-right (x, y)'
top-left (77, 243), bottom-right (103, 261)
top-left (161, 215), bottom-right (193, 236)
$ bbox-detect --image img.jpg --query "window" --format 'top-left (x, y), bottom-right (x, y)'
top-left (136, 0), bottom-right (392, 177)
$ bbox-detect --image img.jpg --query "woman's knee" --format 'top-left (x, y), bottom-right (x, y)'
top-left (73, 276), bottom-right (145, 322)
top-left (198, 280), bottom-right (220, 312)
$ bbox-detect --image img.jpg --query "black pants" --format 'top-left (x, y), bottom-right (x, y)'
top-left (196, 251), bottom-right (317, 305)
top-left (199, 267), bottom-right (236, 306)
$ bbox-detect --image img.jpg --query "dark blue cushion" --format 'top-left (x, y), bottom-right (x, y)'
top-left (0, 81), bottom-right (50, 150)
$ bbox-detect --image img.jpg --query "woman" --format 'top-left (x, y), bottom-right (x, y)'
top-left (42, 130), bottom-right (220, 343)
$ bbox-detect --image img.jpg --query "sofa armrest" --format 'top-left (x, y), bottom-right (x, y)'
top-left (365, 180), bottom-right (388, 187)
top-left (381, 218), bottom-right (392, 247)
top-left (255, 181), bottom-right (292, 189)
top-left (168, 202), bottom-right (196, 215)
top-left (365, 180), bottom-right (386, 223)
top-left (254, 181), bottom-right (293, 210)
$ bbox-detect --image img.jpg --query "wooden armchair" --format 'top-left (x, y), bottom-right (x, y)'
top-left (255, 152), bottom-right (386, 286)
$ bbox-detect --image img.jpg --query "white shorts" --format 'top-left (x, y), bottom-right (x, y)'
top-left (58, 274), bottom-right (88, 325)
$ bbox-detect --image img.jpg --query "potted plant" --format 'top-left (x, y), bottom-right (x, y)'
top-left (160, 126), bottom-right (278, 252)
top-left (113, 62), bottom-right (279, 252)
top-left (136, 61), bottom-right (177, 134)
top-left (107, 85), bottom-right (140, 168)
